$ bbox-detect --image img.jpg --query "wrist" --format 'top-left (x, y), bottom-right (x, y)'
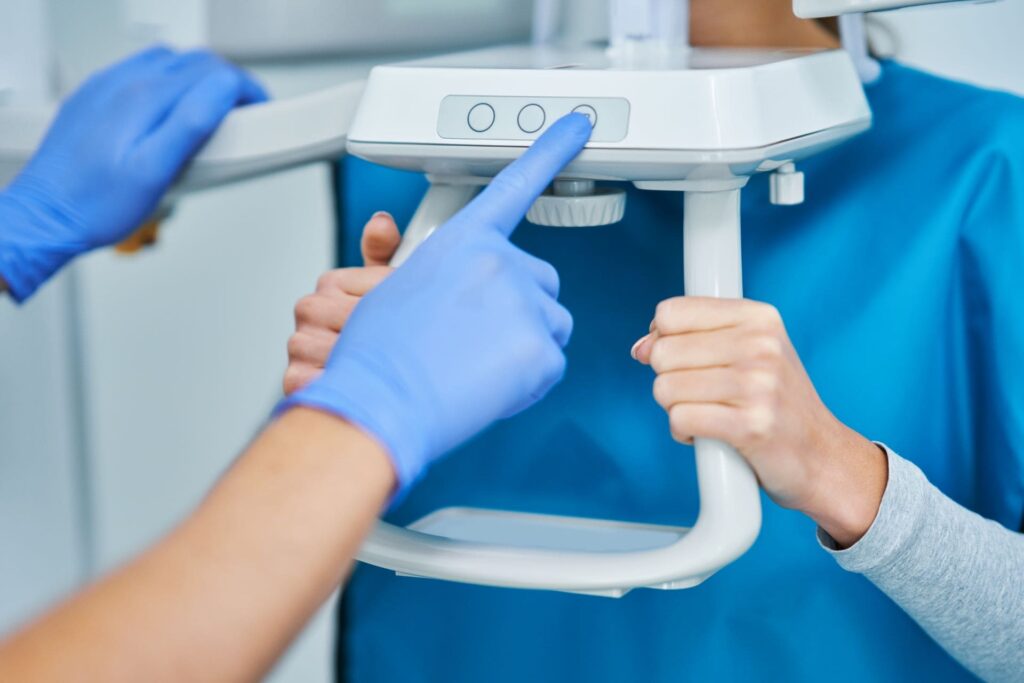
top-left (0, 188), bottom-right (83, 302)
top-left (275, 351), bottom-right (431, 493)
top-left (272, 406), bottom-right (396, 496)
top-left (801, 421), bottom-right (888, 548)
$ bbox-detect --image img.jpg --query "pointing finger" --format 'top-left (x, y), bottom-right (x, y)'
top-left (462, 113), bottom-right (592, 238)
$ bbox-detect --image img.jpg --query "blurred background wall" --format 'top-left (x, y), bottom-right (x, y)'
top-left (0, 1), bottom-right (1021, 681)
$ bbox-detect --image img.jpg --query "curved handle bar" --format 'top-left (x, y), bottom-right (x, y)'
top-left (356, 184), bottom-right (761, 593)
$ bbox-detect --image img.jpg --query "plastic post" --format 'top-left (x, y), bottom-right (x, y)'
top-left (389, 183), bottom-right (481, 267)
top-left (682, 188), bottom-right (763, 570)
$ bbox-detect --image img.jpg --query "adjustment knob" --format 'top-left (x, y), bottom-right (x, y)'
top-left (527, 180), bottom-right (626, 227)
top-left (769, 162), bottom-right (805, 206)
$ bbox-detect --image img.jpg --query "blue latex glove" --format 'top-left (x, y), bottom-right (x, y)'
top-left (280, 114), bottom-right (593, 492)
top-left (0, 46), bottom-right (268, 302)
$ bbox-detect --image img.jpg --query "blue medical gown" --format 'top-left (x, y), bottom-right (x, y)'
top-left (336, 62), bottom-right (1024, 682)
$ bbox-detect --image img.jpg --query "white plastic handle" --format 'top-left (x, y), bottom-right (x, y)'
top-left (793, 0), bottom-right (970, 18)
top-left (356, 184), bottom-right (761, 594)
top-left (176, 80), bottom-right (365, 194)
top-left (0, 81), bottom-right (365, 193)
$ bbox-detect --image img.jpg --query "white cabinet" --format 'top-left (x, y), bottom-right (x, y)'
top-left (75, 163), bottom-right (338, 683)
top-left (0, 275), bottom-right (86, 635)
top-left (0, 0), bottom-right (85, 638)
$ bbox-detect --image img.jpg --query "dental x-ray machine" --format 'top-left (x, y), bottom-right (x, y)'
top-left (0, 0), bottom-right (976, 596)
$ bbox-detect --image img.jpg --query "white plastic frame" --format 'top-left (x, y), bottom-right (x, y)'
top-left (794, 0), bottom-right (979, 17)
top-left (0, 80), bottom-right (365, 192)
top-left (355, 184), bottom-right (762, 596)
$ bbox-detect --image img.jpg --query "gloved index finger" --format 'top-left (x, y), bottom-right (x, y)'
top-left (462, 113), bottom-right (592, 238)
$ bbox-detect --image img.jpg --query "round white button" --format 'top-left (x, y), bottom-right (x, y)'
top-left (467, 103), bottom-right (495, 133)
top-left (517, 104), bottom-right (546, 134)
top-left (571, 104), bottom-right (598, 127)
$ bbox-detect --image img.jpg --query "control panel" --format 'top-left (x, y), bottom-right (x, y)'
top-left (437, 96), bottom-right (630, 143)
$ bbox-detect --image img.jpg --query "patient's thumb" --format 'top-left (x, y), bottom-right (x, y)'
top-left (361, 211), bottom-right (402, 266)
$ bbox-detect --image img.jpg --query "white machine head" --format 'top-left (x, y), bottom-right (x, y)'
top-left (795, 0), bottom-right (989, 18)
top-left (344, 43), bottom-right (871, 596)
top-left (348, 46), bottom-right (870, 185)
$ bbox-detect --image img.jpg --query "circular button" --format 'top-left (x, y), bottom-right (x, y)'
top-left (517, 104), bottom-right (546, 134)
top-left (467, 103), bottom-right (495, 133)
top-left (571, 104), bottom-right (598, 127)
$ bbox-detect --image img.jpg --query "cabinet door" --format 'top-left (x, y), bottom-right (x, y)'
top-left (0, 275), bottom-right (86, 635)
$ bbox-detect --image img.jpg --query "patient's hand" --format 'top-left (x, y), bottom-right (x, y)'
top-left (632, 297), bottom-right (887, 547)
top-left (283, 212), bottom-right (400, 395)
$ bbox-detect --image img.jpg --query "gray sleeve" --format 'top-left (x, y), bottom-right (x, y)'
top-left (819, 445), bottom-right (1024, 683)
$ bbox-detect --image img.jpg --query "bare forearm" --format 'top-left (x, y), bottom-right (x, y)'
top-left (799, 420), bottom-right (888, 548)
top-left (0, 408), bottom-right (393, 682)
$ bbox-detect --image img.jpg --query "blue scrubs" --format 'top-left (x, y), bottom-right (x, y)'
top-left (337, 62), bottom-right (1024, 682)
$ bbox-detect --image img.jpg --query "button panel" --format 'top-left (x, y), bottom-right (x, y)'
top-left (438, 95), bottom-right (630, 142)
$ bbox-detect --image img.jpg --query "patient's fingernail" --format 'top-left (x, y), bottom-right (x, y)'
top-left (372, 211), bottom-right (393, 221)
top-left (630, 335), bottom-right (648, 360)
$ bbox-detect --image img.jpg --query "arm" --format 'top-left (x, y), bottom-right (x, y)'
top-left (0, 113), bottom-right (593, 682)
top-left (821, 446), bottom-right (1024, 683)
top-left (632, 297), bottom-right (1023, 678)
top-left (0, 409), bottom-right (392, 683)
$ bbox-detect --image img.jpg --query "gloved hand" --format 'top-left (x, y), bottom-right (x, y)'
top-left (284, 211), bottom-right (401, 395)
top-left (279, 113), bottom-right (592, 492)
top-left (0, 46), bottom-right (268, 302)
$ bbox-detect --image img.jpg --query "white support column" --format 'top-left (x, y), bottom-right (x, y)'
top-left (609, 0), bottom-right (689, 49)
top-left (839, 13), bottom-right (882, 83)
top-left (532, 0), bottom-right (562, 45)
top-left (608, 0), bottom-right (689, 65)
top-left (682, 189), bottom-right (762, 574)
top-left (390, 184), bottom-right (481, 267)
top-left (683, 190), bottom-right (742, 299)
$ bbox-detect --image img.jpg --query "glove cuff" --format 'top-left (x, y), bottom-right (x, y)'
top-left (273, 354), bottom-right (430, 494)
top-left (0, 189), bottom-right (85, 303)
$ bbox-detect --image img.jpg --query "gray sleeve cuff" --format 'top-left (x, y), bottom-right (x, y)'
top-left (817, 443), bottom-right (930, 574)
top-left (816, 444), bottom-right (1024, 682)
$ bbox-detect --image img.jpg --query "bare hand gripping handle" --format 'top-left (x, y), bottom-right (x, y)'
top-left (356, 183), bottom-right (762, 596)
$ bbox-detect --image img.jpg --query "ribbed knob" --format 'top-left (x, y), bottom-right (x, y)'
top-left (527, 187), bottom-right (627, 227)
